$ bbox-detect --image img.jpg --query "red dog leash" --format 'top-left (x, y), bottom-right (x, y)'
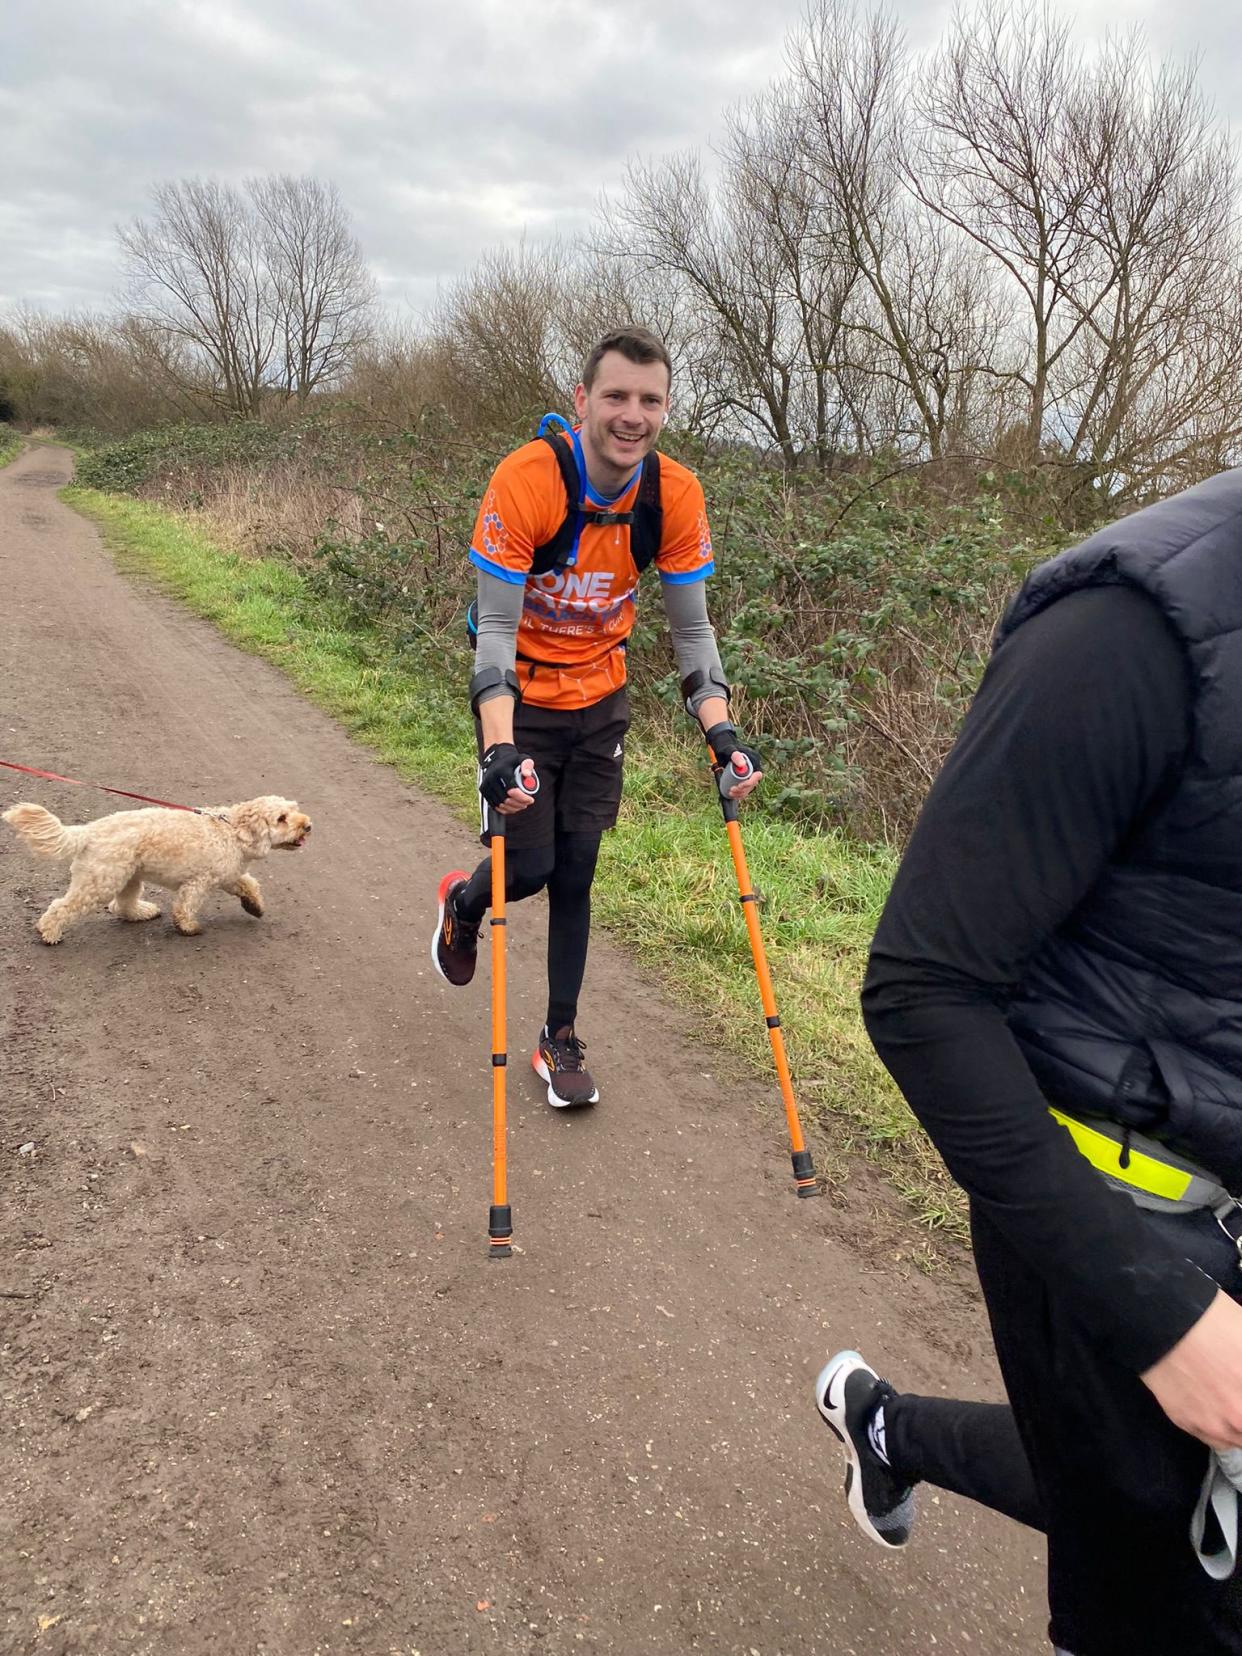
top-left (0, 759), bottom-right (207, 815)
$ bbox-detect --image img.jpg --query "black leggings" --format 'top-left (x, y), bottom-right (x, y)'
top-left (457, 830), bottom-right (602, 1033)
top-left (885, 1204), bottom-right (1242, 1656)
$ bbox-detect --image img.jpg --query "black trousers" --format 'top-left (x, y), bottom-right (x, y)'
top-left (462, 692), bottom-right (629, 1031)
top-left (886, 1204), bottom-right (1242, 1656)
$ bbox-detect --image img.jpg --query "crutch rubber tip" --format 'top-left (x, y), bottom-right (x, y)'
top-left (487, 1241), bottom-right (513, 1259)
top-left (791, 1150), bottom-right (817, 1196)
top-left (488, 1204), bottom-right (513, 1255)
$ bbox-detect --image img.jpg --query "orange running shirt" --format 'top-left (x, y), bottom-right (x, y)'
top-left (469, 429), bottom-right (715, 710)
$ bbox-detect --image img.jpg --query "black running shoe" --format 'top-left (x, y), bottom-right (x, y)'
top-left (815, 1350), bottom-right (915, 1549)
top-left (431, 870), bottom-right (479, 987)
top-left (532, 1025), bottom-right (600, 1109)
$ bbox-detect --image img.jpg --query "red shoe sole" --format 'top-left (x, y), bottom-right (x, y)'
top-left (431, 869), bottom-right (470, 985)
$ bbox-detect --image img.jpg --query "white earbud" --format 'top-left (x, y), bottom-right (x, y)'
top-left (662, 412), bottom-right (669, 427)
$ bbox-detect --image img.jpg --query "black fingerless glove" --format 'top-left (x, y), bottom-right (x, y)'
top-left (705, 722), bottom-right (763, 778)
top-left (479, 743), bottom-right (535, 807)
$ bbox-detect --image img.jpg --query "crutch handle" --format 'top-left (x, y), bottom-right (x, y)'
top-left (717, 752), bottom-right (753, 799)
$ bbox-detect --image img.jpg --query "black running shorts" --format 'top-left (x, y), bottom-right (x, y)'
top-left (476, 688), bottom-right (630, 849)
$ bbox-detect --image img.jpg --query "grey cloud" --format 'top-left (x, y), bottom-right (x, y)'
top-left (4, 0), bottom-right (1237, 321)
top-left (4, 0), bottom-right (814, 315)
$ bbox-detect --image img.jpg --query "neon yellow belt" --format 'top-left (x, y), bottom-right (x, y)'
top-left (1049, 1106), bottom-right (1234, 1214)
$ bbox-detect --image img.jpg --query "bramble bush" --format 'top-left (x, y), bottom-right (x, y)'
top-left (301, 428), bottom-right (498, 633)
top-left (77, 417), bottom-right (1050, 841)
top-left (74, 421), bottom-right (292, 496)
top-left (661, 450), bottom-right (1040, 834)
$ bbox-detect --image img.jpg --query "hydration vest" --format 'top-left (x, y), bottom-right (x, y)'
top-left (528, 412), bottom-right (663, 576)
top-left (466, 413), bottom-right (664, 648)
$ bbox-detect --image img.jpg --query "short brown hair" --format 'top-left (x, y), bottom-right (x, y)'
top-left (581, 327), bottom-right (672, 391)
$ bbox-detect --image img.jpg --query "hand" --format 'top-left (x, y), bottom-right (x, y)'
top-left (497, 760), bottom-right (538, 814)
top-left (479, 744), bottom-right (539, 814)
top-left (721, 751), bottom-right (764, 802)
top-left (704, 722), bottom-right (764, 802)
top-left (1142, 1289), bottom-right (1242, 1449)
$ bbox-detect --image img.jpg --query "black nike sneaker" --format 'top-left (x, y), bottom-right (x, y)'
top-left (815, 1349), bottom-right (915, 1549)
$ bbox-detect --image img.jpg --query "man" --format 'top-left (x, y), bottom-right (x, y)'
top-left (431, 327), bottom-right (761, 1106)
top-left (814, 470), bottom-right (1242, 1654)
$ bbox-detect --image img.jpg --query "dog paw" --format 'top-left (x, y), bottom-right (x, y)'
top-left (240, 893), bottom-right (264, 918)
top-left (111, 900), bottom-right (162, 922)
top-left (172, 920), bottom-right (203, 937)
top-left (36, 927), bottom-right (62, 945)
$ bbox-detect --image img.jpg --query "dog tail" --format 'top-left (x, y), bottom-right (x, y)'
top-left (1, 802), bottom-right (87, 860)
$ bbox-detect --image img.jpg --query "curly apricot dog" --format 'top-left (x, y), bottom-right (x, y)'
top-left (3, 795), bottom-right (312, 944)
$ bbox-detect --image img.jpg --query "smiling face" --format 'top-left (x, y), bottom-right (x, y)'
top-left (573, 350), bottom-right (671, 496)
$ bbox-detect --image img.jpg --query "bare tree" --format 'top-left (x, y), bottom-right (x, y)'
top-left (601, 101), bottom-right (870, 471)
top-left (791, 0), bottom-right (1012, 460)
top-left (595, 7), bottom-right (1021, 472)
top-left (602, 148), bottom-right (799, 465)
top-left (119, 175), bottom-right (376, 417)
top-left (908, 1), bottom-right (1099, 460)
top-left (249, 176), bottom-right (376, 404)
top-left (720, 85), bottom-right (866, 468)
top-left (120, 179), bottom-right (278, 417)
top-left (108, 312), bottom-right (207, 421)
top-left (0, 306), bottom-right (205, 432)
top-left (1055, 36), bottom-right (1242, 500)
top-left (428, 239), bottom-right (571, 430)
top-left (909, 3), bottom-right (1242, 498)
top-left (866, 209), bottom-right (1022, 455)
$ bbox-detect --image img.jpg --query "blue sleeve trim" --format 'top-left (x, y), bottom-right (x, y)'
top-left (470, 548), bottom-right (528, 585)
top-left (658, 562), bottom-right (714, 585)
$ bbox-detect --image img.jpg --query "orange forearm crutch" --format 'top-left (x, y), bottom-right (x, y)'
top-left (486, 765), bottom-right (539, 1257)
top-left (710, 744), bottom-right (817, 1199)
top-left (487, 801), bottom-right (513, 1257)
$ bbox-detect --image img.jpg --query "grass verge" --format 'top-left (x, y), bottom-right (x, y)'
top-left (63, 484), bottom-right (965, 1243)
top-left (0, 427), bottom-right (24, 468)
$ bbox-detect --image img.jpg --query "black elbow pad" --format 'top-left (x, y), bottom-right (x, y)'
top-left (680, 666), bottom-right (731, 716)
top-left (469, 666), bottom-right (521, 716)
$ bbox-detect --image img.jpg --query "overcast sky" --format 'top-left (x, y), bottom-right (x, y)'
top-left (3, 0), bottom-right (1237, 324)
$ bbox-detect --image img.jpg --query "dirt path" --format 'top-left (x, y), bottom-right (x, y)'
top-left (0, 446), bottom-right (1047, 1655)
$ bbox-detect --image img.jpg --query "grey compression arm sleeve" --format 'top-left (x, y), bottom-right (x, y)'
top-left (660, 578), bottom-right (726, 713)
top-left (473, 569), bottom-right (524, 704)
top-left (472, 567), bottom-right (726, 709)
